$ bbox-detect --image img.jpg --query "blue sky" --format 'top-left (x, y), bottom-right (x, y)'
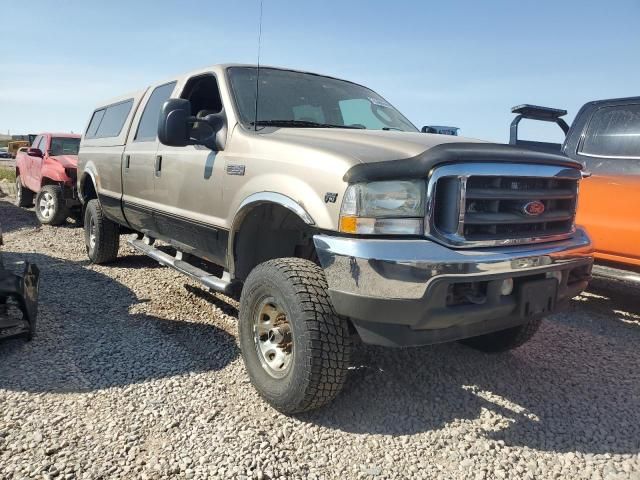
top-left (1, 0), bottom-right (638, 142)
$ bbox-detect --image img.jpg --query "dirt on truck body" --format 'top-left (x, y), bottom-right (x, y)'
top-left (77, 64), bottom-right (593, 413)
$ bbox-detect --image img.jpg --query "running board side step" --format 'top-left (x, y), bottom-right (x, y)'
top-left (127, 237), bottom-right (235, 295)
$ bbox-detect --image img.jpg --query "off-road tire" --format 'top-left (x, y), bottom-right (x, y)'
top-left (239, 258), bottom-right (351, 414)
top-left (460, 317), bottom-right (543, 353)
top-left (15, 176), bottom-right (34, 208)
top-left (84, 199), bottom-right (120, 264)
top-left (35, 185), bottom-right (69, 225)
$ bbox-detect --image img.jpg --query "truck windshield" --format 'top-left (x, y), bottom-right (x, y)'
top-left (50, 137), bottom-right (80, 156)
top-left (228, 67), bottom-right (418, 132)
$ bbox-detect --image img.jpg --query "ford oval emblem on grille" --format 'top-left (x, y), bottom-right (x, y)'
top-left (523, 200), bottom-right (545, 216)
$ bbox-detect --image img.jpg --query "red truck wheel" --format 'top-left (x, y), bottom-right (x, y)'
top-left (15, 176), bottom-right (34, 208)
top-left (34, 185), bottom-right (68, 226)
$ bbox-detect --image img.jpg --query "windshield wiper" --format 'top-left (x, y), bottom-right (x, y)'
top-left (250, 120), bottom-right (364, 129)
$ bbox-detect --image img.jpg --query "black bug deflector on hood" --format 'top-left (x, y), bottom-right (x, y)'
top-left (343, 142), bottom-right (583, 183)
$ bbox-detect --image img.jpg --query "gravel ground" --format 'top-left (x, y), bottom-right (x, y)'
top-left (1, 196), bottom-right (639, 480)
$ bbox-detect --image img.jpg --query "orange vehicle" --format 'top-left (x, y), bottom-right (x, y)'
top-left (510, 99), bottom-right (640, 268)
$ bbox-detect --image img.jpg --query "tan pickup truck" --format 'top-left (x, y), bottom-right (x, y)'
top-left (78, 64), bottom-right (593, 413)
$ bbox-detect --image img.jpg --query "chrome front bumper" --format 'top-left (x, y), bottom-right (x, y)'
top-left (313, 228), bottom-right (593, 347)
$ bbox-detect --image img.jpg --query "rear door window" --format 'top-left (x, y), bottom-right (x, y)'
top-left (135, 82), bottom-right (177, 142)
top-left (580, 104), bottom-right (640, 174)
top-left (86, 109), bottom-right (106, 138)
top-left (89, 100), bottom-right (134, 138)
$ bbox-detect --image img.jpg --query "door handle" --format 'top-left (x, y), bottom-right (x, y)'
top-left (124, 155), bottom-right (130, 170)
top-left (155, 155), bottom-right (162, 176)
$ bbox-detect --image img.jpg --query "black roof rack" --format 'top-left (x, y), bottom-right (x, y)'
top-left (511, 104), bottom-right (567, 121)
top-left (510, 104), bottom-right (570, 151)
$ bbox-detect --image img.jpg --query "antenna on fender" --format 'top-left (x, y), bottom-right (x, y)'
top-left (254, 0), bottom-right (264, 132)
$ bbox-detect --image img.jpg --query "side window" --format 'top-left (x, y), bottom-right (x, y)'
top-left (135, 82), bottom-right (177, 142)
top-left (31, 135), bottom-right (41, 149)
top-left (86, 109), bottom-right (106, 138)
top-left (37, 136), bottom-right (48, 152)
top-left (180, 74), bottom-right (224, 141)
top-left (581, 104), bottom-right (640, 159)
top-left (90, 100), bottom-right (134, 139)
top-left (181, 74), bottom-right (223, 117)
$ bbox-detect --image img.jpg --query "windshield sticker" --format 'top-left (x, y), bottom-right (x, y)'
top-left (368, 96), bottom-right (392, 108)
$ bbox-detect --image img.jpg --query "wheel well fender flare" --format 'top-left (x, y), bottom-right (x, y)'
top-left (227, 192), bottom-right (315, 277)
top-left (79, 170), bottom-right (97, 203)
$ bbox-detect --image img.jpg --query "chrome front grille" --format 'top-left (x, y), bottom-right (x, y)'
top-left (426, 163), bottom-right (581, 247)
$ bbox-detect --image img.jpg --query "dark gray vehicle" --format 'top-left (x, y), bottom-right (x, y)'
top-left (0, 228), bottom-right (39, 340)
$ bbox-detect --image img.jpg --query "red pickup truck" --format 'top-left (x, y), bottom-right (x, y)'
top-left (15, 133), bottom-right (81, 225)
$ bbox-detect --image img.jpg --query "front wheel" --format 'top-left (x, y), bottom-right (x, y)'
top-left (35, 185), bottom-right (68, 225)
top-left (239, 258), bottom-right (351, 414)
top-left (460, 317), bottom-right (543, 353)
top-left (84, 199), bottom-right (120, 264)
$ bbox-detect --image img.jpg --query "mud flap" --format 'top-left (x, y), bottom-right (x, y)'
top-left (0, 263), bottom-right (40, 340)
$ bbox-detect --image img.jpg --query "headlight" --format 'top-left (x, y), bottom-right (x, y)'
top-left (339, 180), bottom-right (425, 235)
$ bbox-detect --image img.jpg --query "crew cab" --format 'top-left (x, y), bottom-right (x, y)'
top-left (15, 133), bottom-right (82, 225)
top-left (510, 99), bottom-right (640, 268)
top-left (78, 64), bottom-right (593, 413)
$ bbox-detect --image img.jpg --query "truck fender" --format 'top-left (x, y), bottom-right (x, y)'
top-left (40, 162), bottom-right (68, 184)
top-left (79, 169), bottom-right (98, 204)
top-left (226, 192), bottom-right (315, 276)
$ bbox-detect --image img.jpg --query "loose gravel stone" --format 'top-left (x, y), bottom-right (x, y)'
top-left (1, 196), bottom-right (639, 479)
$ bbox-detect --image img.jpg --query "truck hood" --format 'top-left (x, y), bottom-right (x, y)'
top-left (264, 128), bottom-right (485, 164)
top-left (49, 154), bottom-right (78, 168)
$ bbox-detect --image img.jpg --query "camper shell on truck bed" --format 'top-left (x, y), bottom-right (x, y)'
top-left (78, 64), bottom-right (593, 413)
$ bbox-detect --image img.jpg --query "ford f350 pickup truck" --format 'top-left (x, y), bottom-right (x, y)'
top-left (78, 65), bottom-right (593, 413)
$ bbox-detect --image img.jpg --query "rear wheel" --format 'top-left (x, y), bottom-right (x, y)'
top-left (35, 185), bottom-right (68, 225)
top-left (84, 199), bottom-right (120, 264)
top-left (460, 317), bottom-right (543, 353)
top-left (15, 176), bottom-right (34, 208)
top-left (239, 258), bottom-right (351, 413)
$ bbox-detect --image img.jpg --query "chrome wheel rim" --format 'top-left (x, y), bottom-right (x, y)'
top-left (253, 298), bottom-right (293, 378)
top-left (88, 216), bottom-right (96, 249)
top-left (38, 192), bottom-right (55, 219)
